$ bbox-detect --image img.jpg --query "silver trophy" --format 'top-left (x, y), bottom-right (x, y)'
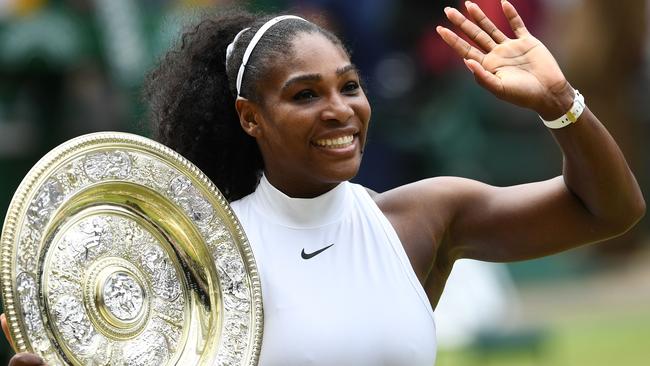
top-left (0, 132), bottom-right (263, 365)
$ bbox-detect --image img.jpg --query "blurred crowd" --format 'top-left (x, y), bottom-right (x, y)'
top-left (0, 0), bottom-right (649, 362)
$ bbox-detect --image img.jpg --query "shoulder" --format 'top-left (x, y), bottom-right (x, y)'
top-left (364, 186), bottom-right (379, 198)
top-left (372, 176), bottom-right (492, 217)
top-left (371, 177), bottom-right (495, 267)
top-left (364, 177), bottom-right (490, 281)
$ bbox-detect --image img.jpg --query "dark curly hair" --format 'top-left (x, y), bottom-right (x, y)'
top-left (144, 7), bottom-right (348, 201)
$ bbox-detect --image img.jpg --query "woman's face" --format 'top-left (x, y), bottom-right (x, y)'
top-left (243, 32), bottom-right (371, 197)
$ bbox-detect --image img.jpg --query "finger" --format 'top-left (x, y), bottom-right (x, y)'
top-left (501, 0), bottom-right (529, 38)
top-left (465, 1), bottom-right (508, 43)
top-left (464, 58), bottom-right (504, 96)
top-left (1, 313), bottom-right (15, 350)
top-left (444, 6), bottom-right (496, 51)
top-left (9, 353), bottom-right (47, 366)
top-left (436, 26), bottom-right (485, 64)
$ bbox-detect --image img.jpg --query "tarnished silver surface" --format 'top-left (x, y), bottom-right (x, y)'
top-left (1, 132), bottom-right (263, 365)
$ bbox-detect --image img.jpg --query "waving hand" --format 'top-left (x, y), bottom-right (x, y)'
top-left (437, 1), bottom-right (573, 120)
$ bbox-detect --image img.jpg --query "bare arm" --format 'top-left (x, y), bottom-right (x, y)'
top-left (379, 1), bottom-right (645, 271)
top-left (440, 1), bottom-right (646, 262)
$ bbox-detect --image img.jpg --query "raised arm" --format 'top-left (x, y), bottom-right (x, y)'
top-left (434, 1), bottom-right (645, 260)
top-left (378, 1), bottom-right (645, 272)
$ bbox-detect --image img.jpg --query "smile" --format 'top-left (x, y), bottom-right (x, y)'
top-left (313, 135), bottom-right (354, 149)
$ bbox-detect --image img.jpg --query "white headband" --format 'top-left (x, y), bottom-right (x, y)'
top-left (226, 15), bottom-right (307, 97)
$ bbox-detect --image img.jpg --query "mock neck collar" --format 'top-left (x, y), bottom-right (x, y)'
top-left (252, 175), bottom-right (349, 228)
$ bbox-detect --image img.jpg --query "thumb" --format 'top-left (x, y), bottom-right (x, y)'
top-left (1, 313), bottom-right (15, 351)
top-left (9, 353), bottom-right (47, 366)
top-left (2, 315), bottom-right (48, 365)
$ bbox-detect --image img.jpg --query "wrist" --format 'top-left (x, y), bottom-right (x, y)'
top-left (539, 89), bottom-right (585, 129)
top-left (537, 83), bottom-right (575, 121)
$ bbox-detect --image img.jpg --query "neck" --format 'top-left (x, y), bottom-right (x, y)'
top-left (264, 170), bottom-right (341, 198)
top-left (254, 174), bottom-right (349, 228)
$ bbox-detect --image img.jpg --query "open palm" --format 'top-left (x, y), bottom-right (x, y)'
top-left (437, 1), bottom-right (571, 119)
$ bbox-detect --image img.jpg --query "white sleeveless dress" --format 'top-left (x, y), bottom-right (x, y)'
top-left (231, 176), bottom-right (436, 365)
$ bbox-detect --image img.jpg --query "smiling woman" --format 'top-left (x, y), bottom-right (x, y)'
top-left (3, 1), bottom-right (646, 366)
top-left (238, 31), bottom-right (371, 198)
top-left (146, 10), bottom-right (365, 202)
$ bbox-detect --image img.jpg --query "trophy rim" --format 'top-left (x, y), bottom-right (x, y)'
top-left (0, 131), bottom-right (263, 365)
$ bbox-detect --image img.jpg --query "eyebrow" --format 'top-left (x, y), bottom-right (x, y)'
top-left (281, 64), bottom-right (359, 91)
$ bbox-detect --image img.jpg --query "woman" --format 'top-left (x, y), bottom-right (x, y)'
top-left (3, 1), bottom-right (645, 365)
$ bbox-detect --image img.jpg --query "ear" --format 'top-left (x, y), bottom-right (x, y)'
top-left (235, 97), bottom-right (263, 138)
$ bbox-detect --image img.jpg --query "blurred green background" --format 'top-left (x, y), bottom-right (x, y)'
top-left (0, 0), bottom-right (648, 364)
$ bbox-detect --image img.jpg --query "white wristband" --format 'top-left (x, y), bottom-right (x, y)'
top-left (539, 90), bottom-right (585, 129)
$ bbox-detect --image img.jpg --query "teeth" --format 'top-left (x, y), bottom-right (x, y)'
top-left (314, 135), bottom-right (354, 148)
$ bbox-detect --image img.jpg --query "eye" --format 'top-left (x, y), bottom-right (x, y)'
top-left (293, 89), bottom-right (318, 101)
top-left (342, 81), bottom-right (360, 95)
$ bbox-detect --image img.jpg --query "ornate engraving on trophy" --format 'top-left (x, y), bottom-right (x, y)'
top-left (51, 295), bottom-right (98, 355)
top-left (142, 245), bottom-right (182, 301)
top-left (102, 272), bottom-right (145, 322)
top-left (168, 176), bottom-right (214, 225)
top-left (40, 214), bottom-right (183, 365)
top-left (27, 179), bottom-right (64, 230)
top-left (83, 151), bottom-right (132, 182)
top-left (3, 135), bottom-right (261, 365)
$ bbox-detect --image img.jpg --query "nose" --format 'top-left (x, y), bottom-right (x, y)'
top-left (320, 93), bottom-right (354, 123)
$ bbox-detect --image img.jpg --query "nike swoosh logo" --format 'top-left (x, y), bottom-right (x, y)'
top-left (301, 244), bottom-right (334, 259)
